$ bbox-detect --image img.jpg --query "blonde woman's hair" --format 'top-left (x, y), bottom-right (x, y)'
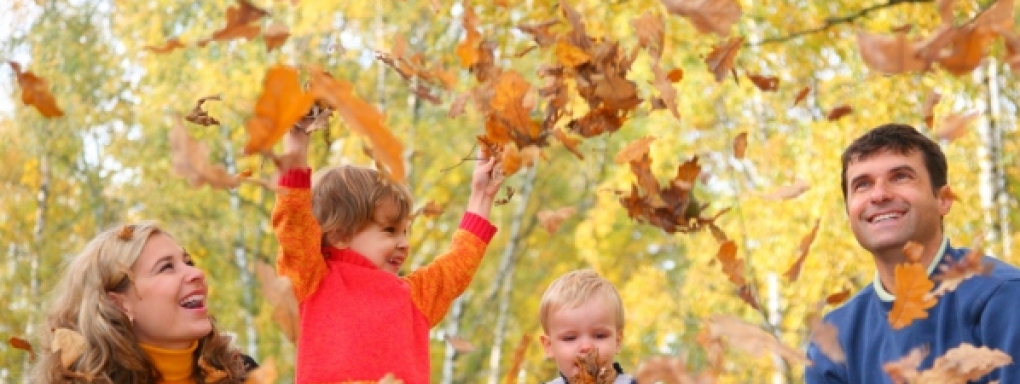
top-left (313, 165), bottom-right (413, 246)
top-left (539, 269), bottom-right (625, 333)
top-left (30, 222), bottom-right (249, 383)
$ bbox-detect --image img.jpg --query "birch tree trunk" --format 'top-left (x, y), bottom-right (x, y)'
top-left (220, 123), bottom-right (258, 356)
top-left (975, 59), bottom-right (1010, 258)
top-left (22, 155), bottom-right (49, 383)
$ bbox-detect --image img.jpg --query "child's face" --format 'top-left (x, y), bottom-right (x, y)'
top-left (540, 296), bottom-right (622, 377)
top-left (345, 199), bottom-right (411, 274)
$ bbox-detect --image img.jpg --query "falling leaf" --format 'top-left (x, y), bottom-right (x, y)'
top-left (517, 19), bottom-right (559, 48)
top-left (716, 240), bottom-right (745, 286)
top-left (503, 334), bottom-right (531, 384)
top-left (8, 337), bottom-right (35, 361)
top-left (201, 0), bottom-right (268, 45)
top-left (632, 11), bottom-right (665, 59)
top-left (455, 6), bottom-right (482, 68)
top-left (556, 39), bottom-right (591, 67)
top-left (117, 225), bottom-right (135, 241)
top-left (919, 344), bottom-right (1013, 382)
top-left (185, 95), bottom-right (222, 126)
top-left (903, 241), bottom-right (925, 263)
top-left (928, 247), bottom-right (994, 299)
top-left (650, 63), bottom-right (681, 119)
top-left (51, 328), bottom-right (86, 369)
top-left (747, 74), bottom-right (779, 91)
top-left (448, 92), bottom-right (470, 118)
top-left (809, 317), bottom-right (846, 364)
top-left (537, 206), bottom-right (577, 234)
top-left (732, 131), bottom-right (747, 159)
top-left (705, 37), bottom-right (743, 82)
top-left (826, 105), bottom-right (853, 121)
top-left (921, 91), bottom-right (942, 129)
top-left (667, 68), bottom-right (684, 82)
top-left (244, 357), bottom-right (278, 384)
top-left (707, 315), bottom-right (810, 366)
top-left (417, 200), bottom-right (444, 218)
top-left (935, 112), bottom-right (978, 141)
top-left (309, 67), bottom-right (406, 182)
top-left (488, 71), bottom-right (541, 147)
top-left (243, 65), bottom-right (315, 155)
top-left (856, 30), bottom-right (929, 75)
top-left (792, 86), bottom-right (811, 107)
top-left (826, 288), bottom-right (852, 305)
top-left (660, 0), bottom-right (743, 37)
top-left (760, 179), bottom-right (810, 200)
top-left (171, 115), bottom-right (248, 189)
top-left (554, 129), bottom-right (585, 160)
top-left (445, 335), bottom-right (477, 353)
top-left (888, 261), bottom-right (937, 329)
top-left (263, 23), bottom-right (291, 52)
top-left (737, 285), bottom-right (762, 311)
top-left (883, 346), bottom-right (929, 383)
top-left (784, 219), bottom-right (820, 282)
top-left (615, 136), bottom-right (657, 164)
top-left (255, 262), bottom-right (300, 342)
top-left (8, 61), bottom-right (64, 118)
top-left (144, 38), bottom-right (185, 54)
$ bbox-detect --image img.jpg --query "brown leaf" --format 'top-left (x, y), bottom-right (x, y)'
top-left (537, 206), bottom-right (577, 234)
top-left (417, 200), bottom-right (444, 218)
top-left (650, 62), bottom-right (681, 119)
top-left (615, 136), bottom-right (657, 164)
top-left (809, 317), bottom-right (846, 364)
top-left (51, 328), bottom-right (86, 369)
top-left (929, 247), bottom-right (993, 299)
top-left (263, 23), bottom-right (291, 52)
top-left (856, 30), bottom-right (930, 75)
top-left (8, 337), bottom-right (35, 361)
top-left (760, 179), bottom-right (810, 200)
top-left (747, 74), bottom-right (779, 91)
top-left (244, 357), bottom-right (278, 384)
top-left (455, 6), bottom-right (482, 68)
top-left (922, 344), bottom-right (1013, 382)
top-left (255, 261), bottom-right (300, 342)
top-left (171, 115), bottom-right (247, 189)
top-left (309, 67), bottom-right (406, 183)
top-left (784, 219), bottom-right (820, 282)
top-left (792, 86), bottom-right (811, 107)
top-left (936, 25), bottom-right (997, 76)
top-left (707, 315), bottom-right (810, 366)
top-left (445, 335), bottom-right (477, 353)
top-left (737, 285), bottom-right (762, 311)
top-left (935, 112), bottom-right (977, 141)
top-left (185, 95), bottom-right (222, 126)
top-left (732, 131), bottom-right (747, 159)
top-left (825, 288), bottom-right (852, 305)
top-left (667, 68), bottom-right (684, 82)
top-left (556, 39), bottom-right (591, 67)
top-left (144, 38), bottom-right (185, 54)
top-left (8, 61), bottom-right (64, 118)
top-left (883, 346), bottom-right (928, 383)
top-left (504, 334), bottom-right (531, 384)
top-left (378, 373), bottom-right (405, 384)
top-left (554, 129), bottom-right (585, 160)
top-left (489, 70), bottom-right (540, 147)
top-left (632, 11), bottom-right (665, 59)
top-left (888, 261), bottom-right (937, 329)
top-left (203, 0), bottom-right (268, 44)
top-left (921, 91), bottom-right (942, 129)
top-left (661, 0), bottom-right (743, 37)
top-left (448, 92), bottom-right (470, 118)
top-left (705, 37), bottom-right (743, 82)
top-left (716, 240), bottom-right (745, 286)
top-left (826, 105), bottom-right (853, 121)
top-left (517, 19), bottom-right (559, 48)
top-left (243, 65), bottom-right (315, 155)
top-left (568, 348), bottom-right (618, 384)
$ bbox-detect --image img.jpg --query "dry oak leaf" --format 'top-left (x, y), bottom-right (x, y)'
top-left (455, 6), bottom-right (482, 68)
top-left (263, 23), bottom-right (291, 53)
top-left (716, 240), bottom-right (746, 286)
top-left (826, 105), bottom-right (853, 121)
top-left (792, 86), bottom-right (811, 107)
top-left (747, 74), bottom-right (779, 92)
top-left (634, 355), bottom-right (693, 384)
top-left (660, 0), bottom-right (743, 37)
top-left (445, 335), bottom-right (477, 353)
top-left (707, 315), bottom-right (811, 366)
top-left (569, 348), bottom-right (618, 384)
top-left (201, 0), bottom-right (268, 45)
top-left (784, 218), bottom-right (820, 282)
top-left (554, 129), bottom-right (585, 160)
top-left (171, 115), bottom-right (247, 189)
top-left (809, 316), bottom-right (846, 364)
top-left (922, 91), bottom-right (942, 129)
top-left (144, 38), bottom-right (185, 54)
top-left (928, 247), bottom-right (994, 299)
top-left (935, 112), bottom-right (977, 141)
top-left (883, 346), bottom-right (929, 384)
top-left (888, 261), bottom-right (937, 329)
top-left (8, 61), bottom-right (64, 118)
top-left (732, 131), bottom-right (747, 159)
top-left (856, 30), bottom-right (929, 75)
top-left (517, 19), bottom-right (559, 48)
top-left (650, 62), bottom-right (681, 119)
top-left (52, 328), bottom-right (86, 369)
top-left (254, 261), bottom-right (300, 342)
top-left (556, 39), bottom-right (592, 67)
top-left (8, 337), bottom-right (35, 361)
top-left (760, 179), bottom-right (810, 200)
top-left (537, 206), bottom-right (577, 234)
top-left (186, 95), bottom-right (222, 126)
top-left (615, 136), bottom-right (657, 164)
top-left (826, 288), bottom-right (852, 305)
top-left (705, 36), bottom-right (743, 82)
top-left (632, 11), bottom-right (665, 59)
top-left (921, 344), bottom-right (1013, 382)
top-left (489, 70), bottom-right (541, 147)
top-left (243, 65), bottom-right (315, 155)
top-left (244, 356), bottom-right (278, 384)
top-left (309, 67), bottom-right (406, 183)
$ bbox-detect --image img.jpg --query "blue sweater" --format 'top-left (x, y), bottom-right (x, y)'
top-left (805, 239), bottom-right (1020, 383)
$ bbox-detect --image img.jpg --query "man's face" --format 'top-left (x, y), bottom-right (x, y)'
top-left (845, 149), bottom-right (952, 259)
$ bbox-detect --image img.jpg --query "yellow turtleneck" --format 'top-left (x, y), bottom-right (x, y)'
top-left (139, 341), bottom-right (197, 384)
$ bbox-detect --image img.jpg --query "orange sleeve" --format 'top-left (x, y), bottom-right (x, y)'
top-left (272, 176), bottom-right (327, 302)
top-left (405, 229), bottom-right (491, 327)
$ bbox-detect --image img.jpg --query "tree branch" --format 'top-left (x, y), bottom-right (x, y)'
top-left (754, 0), bottom-right (934, 46)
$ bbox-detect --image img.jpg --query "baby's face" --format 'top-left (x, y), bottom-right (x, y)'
top-left (540, 297), bottom-right (622, 377)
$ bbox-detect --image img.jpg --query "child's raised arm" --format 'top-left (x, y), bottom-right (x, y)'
top-left (465, 150), bottom-right (504, 220)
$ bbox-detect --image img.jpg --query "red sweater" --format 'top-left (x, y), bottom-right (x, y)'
top-left (273, 169), bottom-right (496, 384)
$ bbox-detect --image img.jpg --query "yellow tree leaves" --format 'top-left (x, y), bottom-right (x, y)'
top-left (243, 65), bottom-right (315, 155)
top-left (8, 61), bottom-right (64, 118)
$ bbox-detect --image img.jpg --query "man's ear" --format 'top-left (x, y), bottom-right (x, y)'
top-left (540, 334), bottom-right (553, 359)
top-left (936, 185), bottom-right (954, 216)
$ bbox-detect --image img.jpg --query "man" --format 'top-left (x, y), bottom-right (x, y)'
top-left (805, 123), bottom-right (1020, 383)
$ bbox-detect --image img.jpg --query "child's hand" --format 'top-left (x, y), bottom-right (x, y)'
top-left (466, 149), bottom-right (504, 219)
top-left (278, 124), bottom-right (311, 171)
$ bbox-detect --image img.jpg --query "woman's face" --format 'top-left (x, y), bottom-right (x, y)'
top-left (109, 233), bottom-right (212, 349)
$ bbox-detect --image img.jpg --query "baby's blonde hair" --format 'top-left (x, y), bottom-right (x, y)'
top-left (312, 165), bottom-right (413, 246)
top-left (539, 269), bottom-right (625, 333)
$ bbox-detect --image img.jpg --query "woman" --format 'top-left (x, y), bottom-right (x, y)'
top-left (31, 222), bottom-right (255, 383)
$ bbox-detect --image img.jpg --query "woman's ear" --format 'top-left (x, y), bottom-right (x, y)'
top-left (106, 292), bottom-right (130, 314)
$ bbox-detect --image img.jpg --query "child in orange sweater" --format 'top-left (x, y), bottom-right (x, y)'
top-left (273, 123), bottom-right (503, 384)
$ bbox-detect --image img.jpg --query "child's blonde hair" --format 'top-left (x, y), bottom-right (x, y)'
top-left (312, 165), bottom-right (413, 245)
top-left (31, 222), bottom-right (247, 383)
top-left (539, 269), bottom-right (625, 333)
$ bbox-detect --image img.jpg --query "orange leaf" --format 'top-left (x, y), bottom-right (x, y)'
top-left (144, 38), bottom-right (185, 54)
top-left (243, 65), bottom-right (315, 154)
top-left (8, 337), bottom-right (35, 361)
top-left (705, 37), bottom-right (743, 82)
top-left (827, 105), bottom-right (853, 121)
top-left (936, 25), bottom-right (997, 76)
top-left (8, 61), bottom-right (64, 118)
top-left (555, 39), bottom-right (591, 67)
top-left (921, 91), bottom-right (942, 129)
top-left (615, 136), bottom-right (657, 164)
top-left (856, 31), bottom-right (929, 75)
top-left (504, 334), bottom-right (531, 384)
top-left (203, 0), bottom-right (268, 44)
top-left (501, 144), bottom-right (523, 176)
top-left (888, 262), bottom-right (937, 329)
top-left (784, 218), bottom-right (820, 282)
top-left (935, 112), bottom-right (977, 141)
top-left (921, 344), bottom-right (1013, 382)
top-left (445, 335), bottom-right (477, 353)
top-left (760, 179), bottom-right (810, 200)
top-left (455, 7), bottom-right (481, 68)
top-left (263, 23), bottom-right (291, 52)
top-left (537, 206), bottom-right (577, 234)
top-left (554, 129), bottom-right (585, 160)
top-left (171, 115), bottom-right (247, 189)
top-left (826, 288), bottom-right (852, 305)
top-left (732, 131), bottom-right (747, 159)
top-left (747, 74), bottom-right (779, 91)
top-left (792, 86), bottom-right (811, 107)
top-left (490, 70), bottom-right (540, 145)
top-left (308, 67), bottom-right (406, 182)
top-left (651, 62), bottom-right (681, 119)
top-left (716, 240), bottom-right (745, 286)
top-left (661, 0), bottom-right (743, 37)
top-left (417, 200), bottom-right (444, 218)
top-left (809, 317), bottom-right (845, 364)
top-left (667, 68), bottom-right (684, 82)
